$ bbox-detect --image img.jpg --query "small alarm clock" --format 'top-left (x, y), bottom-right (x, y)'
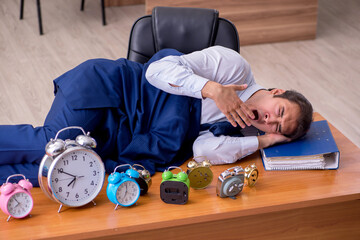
top-left (106, 164), bottom-right (141, 209)
top-left (132, 164), bottom-right (152, 195)
top-left (0, 174), bottom-right (33, 222)
top-left (216, 164), bottom-right (259, 199)
top-left (38, 126), bottom-right (105, 213)
top-left (160, 166), bottom-right (190, 205)
top-left (187, 157), bottom-right (213, 189)
top-left (244, 164), bottom-right (259, 188)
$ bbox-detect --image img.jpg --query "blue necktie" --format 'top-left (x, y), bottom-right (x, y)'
top-left (200, 121), bottom-right (244, 137)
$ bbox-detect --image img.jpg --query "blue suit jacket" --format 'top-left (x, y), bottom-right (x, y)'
top-left (53, 49), bottom-right (202, 175)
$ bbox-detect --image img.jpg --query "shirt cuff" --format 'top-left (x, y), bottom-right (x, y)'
top-left (240, 136), bottom-right (259, 158)
top-left (184, 74), bottom-right (209, 99)
top-left (241, 83), bottom-right (264, 102)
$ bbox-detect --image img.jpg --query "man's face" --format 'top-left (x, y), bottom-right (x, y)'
top-left (246, 90), bottom-right (301, 136)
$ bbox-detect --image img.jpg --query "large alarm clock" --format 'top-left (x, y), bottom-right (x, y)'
top-left (38, 126), bottom-right (105, 212)
top-left (106, 164), bottom-right (141, 209)
top-left (132, 164), bottom-right (152, 195)
top-left (160, 166), bottom-right (190, 205)
top-left (187, 157), bottom-right (213, 189)
top-left (0, 174), bottom-right (33, 222)
top-left (216, 164), bottom-right (259, 199)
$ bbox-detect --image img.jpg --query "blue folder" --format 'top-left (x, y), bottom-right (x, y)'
top-left (260, 120), bottom-right (340, 170)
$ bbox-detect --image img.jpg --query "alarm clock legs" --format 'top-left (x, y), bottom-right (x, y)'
top-left (114, 204), bottom-right (119, 210)
top-left (6, 214), bottom-right (32, 222)
top-left (58, 204), bottom-right (63, 213)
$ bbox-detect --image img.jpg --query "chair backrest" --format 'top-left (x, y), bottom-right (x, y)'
top-left (127, 6), bottom-right (240, 64)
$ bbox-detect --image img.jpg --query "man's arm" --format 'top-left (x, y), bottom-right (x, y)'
top-left (257, 134), bottom-right (291, 149)
top-left (146, 47), bottom-right (255, 128)
top-left (145, 55), bottom-right (208, 99)
top-left (193, 132), bottom-right (259, 165)
top-left (193, 132), bottom-right (290, 165)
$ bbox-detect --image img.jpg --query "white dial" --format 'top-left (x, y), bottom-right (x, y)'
top-left (48, 147), bottom-right (105, 207)
top-left (224, 178), bottom-right (243, 197)
top-left (116, 180), bottom-right (140, 206)
top-left (7, 192), bottom-right (33, 218)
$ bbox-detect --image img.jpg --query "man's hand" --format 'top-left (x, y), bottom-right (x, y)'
top-left (257, 134), bottom-right (291, 149)
top-left (201, 81), bottom-right (255, 128)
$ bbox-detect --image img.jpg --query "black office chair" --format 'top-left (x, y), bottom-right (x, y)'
top-left (127, 6), bottom-right (240, 64)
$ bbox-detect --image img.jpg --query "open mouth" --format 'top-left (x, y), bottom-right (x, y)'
top-left (252, 110), bottom-right (259, 120)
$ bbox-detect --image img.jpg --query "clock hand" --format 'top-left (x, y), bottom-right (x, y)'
top-left (70, 175), bottom-right (85, 188)
top-left (59, 169), bottom-right (77, 178)
top-left (58, 177), bottom-right (74, 181)
top-left (14, 198), bottom-right (20, 204)
top-left (72, 178), bottom-right (76, 188)
top-left (124, 184), bottom-right (128, 196)
top-left (67, 177), bottom-right (76, 187)
top-left (14, 198), bottom-right (21, 208)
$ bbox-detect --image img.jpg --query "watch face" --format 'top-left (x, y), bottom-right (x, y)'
top-left (7, 192), bottom-right (33, 218)
top-left (116, 180), bottom-right (140, 206)
top-left (223, 177), bottom-right (244, 197)
top-left (48, 147), bottom-right (105, 207)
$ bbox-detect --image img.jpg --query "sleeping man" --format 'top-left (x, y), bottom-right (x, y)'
top-left (0, 46), bottom-right (313, 186)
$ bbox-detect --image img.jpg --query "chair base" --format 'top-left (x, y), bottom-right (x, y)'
top-left (20, 0), bottom-right (107, 35)
top-left (20, 0), bottom-right (43, 35)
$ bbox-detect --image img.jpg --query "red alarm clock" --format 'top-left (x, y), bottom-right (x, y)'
top-left (0, 174), bottom-right (33, 221)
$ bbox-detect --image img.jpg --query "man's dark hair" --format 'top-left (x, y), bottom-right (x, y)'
top-left (272, 89), bottom-right (313, 140)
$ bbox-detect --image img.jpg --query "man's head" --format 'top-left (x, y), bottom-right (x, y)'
top-left (246, 89), bottom-right (313, 140)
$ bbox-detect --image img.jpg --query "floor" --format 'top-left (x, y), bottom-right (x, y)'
top-left (0, 0), bottom-right (359, 148)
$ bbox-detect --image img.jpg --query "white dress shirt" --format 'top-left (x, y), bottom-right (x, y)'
top-left (145, 46), bottom-right (264, 165)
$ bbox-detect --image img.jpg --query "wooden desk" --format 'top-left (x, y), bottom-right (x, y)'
top-left (1, 113), bottom-right (359, 239)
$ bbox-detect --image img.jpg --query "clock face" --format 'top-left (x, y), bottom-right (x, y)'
top-left (223, 178), bottom-right (244, 197)
top-left (48, 147), bottom-right (105, 207)
top-left (7, 192), bottom-right (33, 218)
top-left (188, 167), bottom-right (213, 189)
top-left (246, 169), bottom-right (259, 187)
top-left (115, 180), bottom-right (140, 206)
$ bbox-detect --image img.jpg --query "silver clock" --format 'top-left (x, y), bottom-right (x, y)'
top-left (38, 126), bottom-right (105, 212)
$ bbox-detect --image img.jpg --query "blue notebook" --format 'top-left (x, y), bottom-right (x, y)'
top-left (260, 120), bottom-right (340, 170)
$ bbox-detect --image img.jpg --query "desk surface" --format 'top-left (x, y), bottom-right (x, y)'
top-left (1, 113), bottom-right (359, 239)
